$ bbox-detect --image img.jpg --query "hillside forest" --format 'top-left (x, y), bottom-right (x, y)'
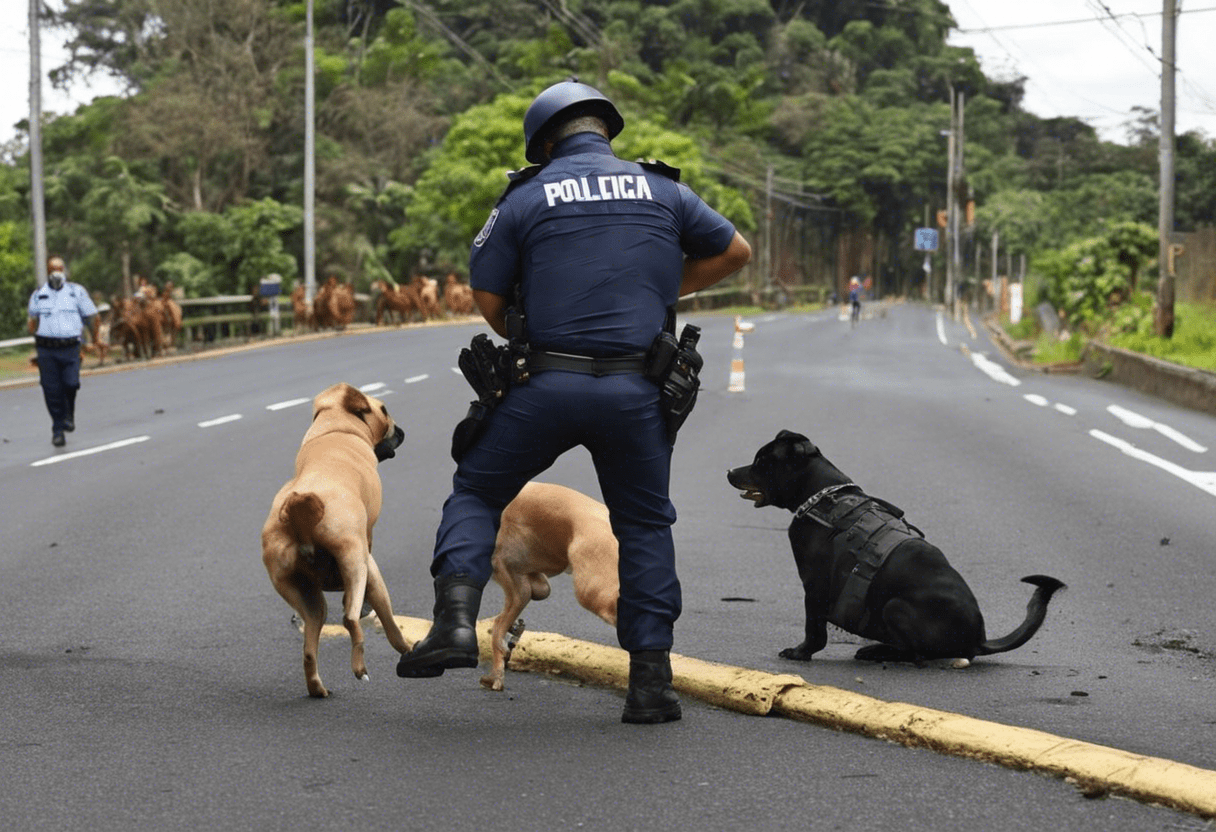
top-left (1, 0), bottom-right (1214, 340)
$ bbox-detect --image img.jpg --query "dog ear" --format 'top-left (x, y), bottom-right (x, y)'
top-left (775, 430), bottom-right (818, 460)
top-left (341, 384), bottom-right (372, 418)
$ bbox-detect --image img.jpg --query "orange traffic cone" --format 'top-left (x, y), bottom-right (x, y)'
top-left (728, 316), bottom-right (748, 392)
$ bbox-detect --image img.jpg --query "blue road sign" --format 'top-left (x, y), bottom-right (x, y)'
top-left (914, 228), bottom-right (939, 251)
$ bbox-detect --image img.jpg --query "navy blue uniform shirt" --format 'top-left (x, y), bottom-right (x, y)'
top-left (469, 133), bottom-right (736, 356)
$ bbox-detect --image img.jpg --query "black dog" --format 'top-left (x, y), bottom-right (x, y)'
top-left (727, 430), bottom-right (1065, 664)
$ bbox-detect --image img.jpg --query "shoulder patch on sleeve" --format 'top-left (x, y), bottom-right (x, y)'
top-left (473, 208), bottom-right (500, 248)
top-left (496, 164), bottom-right (543, 204)
top-left (636, 159), bottom-right (681, 182)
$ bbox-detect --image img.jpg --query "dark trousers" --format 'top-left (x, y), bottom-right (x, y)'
top-left (432, 370), bottom-right (680, 653)
top-left (35, 344), bottom-right (82, 434)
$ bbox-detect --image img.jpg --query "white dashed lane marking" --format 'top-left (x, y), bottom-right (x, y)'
top-left (30, 435), bottom-right (151, 467)
top-left (266, 397), bottom-right (310, 411)
top-left (954, 330), bottom-right (1213, 500)
top-left (1107, 405), bottom-right (1208, 453)
top-left (1090, 430), bottom-right (1216, 497)
top-left (406, 374), bottom-right (430, 384)
top-left (198, 414), bottom-right (243, 428)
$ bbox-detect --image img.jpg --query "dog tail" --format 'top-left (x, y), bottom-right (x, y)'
top-left (280, 491), bottom-right (325, 547)
top-left (976, 575), bottom-right (1066, 655)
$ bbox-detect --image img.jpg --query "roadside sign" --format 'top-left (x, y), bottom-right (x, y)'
top-left (914, 228), bottom-right (939, 252)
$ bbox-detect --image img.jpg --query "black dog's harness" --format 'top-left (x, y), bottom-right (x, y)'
top-left (794, 483), bottom-right (924, 632)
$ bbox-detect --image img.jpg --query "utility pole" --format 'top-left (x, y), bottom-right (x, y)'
top-left (303, 0), bottom-right (316, 303)
top-left (945, 86), bottom-right (955, 310)
top-left (1154, 0), bottom-right (1177, 338)
top-left (945, 87), bottom-right (964, 319)
top-left (765, 164), bottom-right (774, 298)
top-left (28, 0), bottom-right (47, 287)
top-left (991, 229), bottom-right (999, 317)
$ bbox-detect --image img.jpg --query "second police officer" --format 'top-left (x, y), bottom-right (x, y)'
top-left (396, 79), bottom-right (751, 723)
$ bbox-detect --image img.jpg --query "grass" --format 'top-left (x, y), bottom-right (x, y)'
top-left (1107, 303), bottom-right (1216, 372)
top-left (1004, 300), bottom-right (1216, 373)
top-left (0, 346), bottom-right (36, 382)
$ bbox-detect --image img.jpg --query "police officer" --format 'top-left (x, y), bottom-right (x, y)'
top-left (396, 79), bottom-right (751, 723)
top-left (27, 256), bottom-right (100, 447)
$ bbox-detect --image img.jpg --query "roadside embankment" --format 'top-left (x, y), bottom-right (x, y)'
top-left (983, 316), bottom-right (1216, 419)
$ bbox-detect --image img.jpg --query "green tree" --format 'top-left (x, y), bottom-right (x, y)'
top-left (390, 87), bottom-right (753, 269)
top-left (80, 157), bottom-right (167, 297)
top-left (0, 220), bottom-right (32, 338)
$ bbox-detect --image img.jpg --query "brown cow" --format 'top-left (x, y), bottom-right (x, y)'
top-left (414, 275), bottom-right (442, 321)
top-left (159, 283), bottom-right (182, 350)
top-left (443, 273), bottom-right (475, 316)
top-left (291, 285), bottom-right (313, 333)
top-left (110, 295), bottom-right (163, 360)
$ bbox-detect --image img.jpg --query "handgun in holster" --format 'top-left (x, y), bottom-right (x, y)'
top-left (450, 333), bottom-right (512, 462)
top-left (645, 319), bottom-right (703, 445)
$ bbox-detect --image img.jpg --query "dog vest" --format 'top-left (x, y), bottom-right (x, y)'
top-left (795, 484), bottom-right (924, 633)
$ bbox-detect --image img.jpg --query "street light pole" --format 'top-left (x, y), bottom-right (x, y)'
top-left (1154, 0), bottom-right (1177, 338)
top-left (303, 0), bottom-right (316, 304)
top-left (28, 0), bottom-right (47, 287)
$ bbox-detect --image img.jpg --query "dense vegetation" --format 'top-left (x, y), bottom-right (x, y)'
top-left (1, 0), bottom-right (1214, 340)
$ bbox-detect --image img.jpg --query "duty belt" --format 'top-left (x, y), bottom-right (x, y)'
top-left (528, 351), bottom-right (648, 377)
top-left (35, 336), bottom-right (81, 349)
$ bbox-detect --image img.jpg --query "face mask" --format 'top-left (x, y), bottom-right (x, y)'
top-left (48, 271), bottom-right (66, 290)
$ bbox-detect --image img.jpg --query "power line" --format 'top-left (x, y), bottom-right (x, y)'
top-left (956, 5), bottom-right (1216, 33)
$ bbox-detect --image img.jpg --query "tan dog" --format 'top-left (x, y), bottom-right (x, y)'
top-left (261, 383), bottom-right (411, 697)
top-left (481, 482), bottom-right (619, 691)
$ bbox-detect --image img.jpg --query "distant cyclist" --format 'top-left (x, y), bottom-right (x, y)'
top-left (848, 276), bottom-right (862, 327)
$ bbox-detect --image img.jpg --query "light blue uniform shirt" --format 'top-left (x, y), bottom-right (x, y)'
top-left (28, 282), bottom-right (98, 339)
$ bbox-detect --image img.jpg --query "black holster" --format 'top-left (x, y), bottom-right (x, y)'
top-left (645, 322), bottom-right (703, 445)
top-left (451, 333), bottom-right (512, 463)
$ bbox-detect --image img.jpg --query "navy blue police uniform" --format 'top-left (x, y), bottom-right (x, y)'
top-left (430, 131), bottom-right (737, 654)
top-left (28, 279), bottom-right (98, 442)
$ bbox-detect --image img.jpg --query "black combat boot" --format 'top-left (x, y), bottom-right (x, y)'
top-left (396, 573), bottom-right (483, 678)
top-left (621, 649), bottom-right (681, 724)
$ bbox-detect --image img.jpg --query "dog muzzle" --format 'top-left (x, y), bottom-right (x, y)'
top-left (375, 425), bottom-right (405, 462)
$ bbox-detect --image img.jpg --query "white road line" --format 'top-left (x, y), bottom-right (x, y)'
top-left (266, 397), bottom-right (310, 411)
top-left (198, 414), bottom-right (242, 428)
top-left (1107, 405), bottom-right (1208, 453)
top-left (1022, 394), bottom-right (1076, 416)
top-left (405, 374), bottom-right (429, 384)
top-left (359, 382), bottom-right (386, 392)
top-left (1090, 430), bottom-right (1216, 497)
top-left (969, 352), bottom-right (1021, 386)
top-left (31, 435), bottom-right (151, 467)
top-left (451, 367), bottom-right (462, 375)
top-left (936, 311), bottom-right (948, 346)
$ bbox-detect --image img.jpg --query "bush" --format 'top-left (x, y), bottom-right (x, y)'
top-left (1031, 222), bottom-right (1157, 333)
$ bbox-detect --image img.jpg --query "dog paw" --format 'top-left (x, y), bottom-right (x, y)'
top-left (951, 658), bottom-right (971, 669)
top-left (479, 673), bottom-right (505, 691)
top-left (779, 646), bottom-right (816, 661)
top-left (359, 673), bottom-right (370, 681)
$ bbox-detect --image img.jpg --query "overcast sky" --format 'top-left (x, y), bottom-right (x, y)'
top-left (0, 1), bottom-right (1213, 150)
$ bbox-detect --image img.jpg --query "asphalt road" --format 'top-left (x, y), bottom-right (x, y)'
top-left (2, 303), bottom-right (1213, 831)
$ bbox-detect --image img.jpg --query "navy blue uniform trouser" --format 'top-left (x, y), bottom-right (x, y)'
top-left (35, 345), bottom-right (81, 434)
top-left (432, 369), bottom-right (680, 653)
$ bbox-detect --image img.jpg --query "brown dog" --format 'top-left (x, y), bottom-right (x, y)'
top-left (480, 482), bottom-right (619, 691)
top-left (261, 383), bottom-right (411, 697)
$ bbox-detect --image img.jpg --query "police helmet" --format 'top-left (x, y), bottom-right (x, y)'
top-left (523, 78), bottom-right (624, 164)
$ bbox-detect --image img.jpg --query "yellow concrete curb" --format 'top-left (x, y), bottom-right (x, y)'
top-left (332, 615), bottom-right (1216, 819)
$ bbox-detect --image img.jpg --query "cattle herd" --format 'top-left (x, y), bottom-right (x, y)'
top-left (77, 272), bottom-right (476, 367)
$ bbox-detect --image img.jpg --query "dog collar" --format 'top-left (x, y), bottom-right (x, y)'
top-left (793, 483), bottom-right (859, 523)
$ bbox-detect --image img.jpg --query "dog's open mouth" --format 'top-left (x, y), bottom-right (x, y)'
top-left (727, 467), bottom-right (769, 507)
